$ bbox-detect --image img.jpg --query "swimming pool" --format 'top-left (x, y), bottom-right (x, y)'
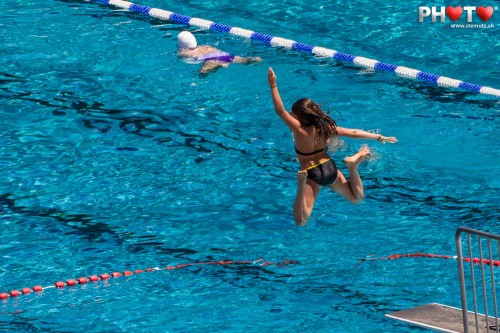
top-left (1, 0), bottom-right (498, 332)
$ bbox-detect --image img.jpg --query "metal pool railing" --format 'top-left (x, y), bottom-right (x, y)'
top-left (456, 227), bottom-right (500, 333)
top-left (83, 0), bottom-right (500, 98)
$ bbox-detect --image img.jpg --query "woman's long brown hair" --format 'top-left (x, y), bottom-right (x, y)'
top-left (291, 98), bottom-right (337, 143)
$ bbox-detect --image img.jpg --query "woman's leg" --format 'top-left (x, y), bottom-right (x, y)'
top-left (329, 145), bottom-right (371, 204)
top-left (294, 170), bottom-right (321, 226)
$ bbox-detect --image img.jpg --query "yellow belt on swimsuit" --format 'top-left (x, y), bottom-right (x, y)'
top-left (304, 158), bottom-right (331, 171)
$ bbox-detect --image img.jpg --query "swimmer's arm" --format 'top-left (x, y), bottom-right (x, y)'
top-left (336, 127), bottom-right (398, 143)
top-left (268, 68), bottom-right (301, 131)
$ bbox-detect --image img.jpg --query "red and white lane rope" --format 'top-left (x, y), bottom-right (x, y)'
top-left (360, 252), bottom-right (500, 266)
top-left (0, 258), bottom-right (299, 301)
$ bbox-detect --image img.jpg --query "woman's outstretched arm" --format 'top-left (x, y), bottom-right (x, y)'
top-left (336, 126), bottom-right (398, 144)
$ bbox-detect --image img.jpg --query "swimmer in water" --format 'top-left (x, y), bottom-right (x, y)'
top-left (177, 31), bottom-right (262, 74)
top-left (267, 67), bottom-right (398, 226)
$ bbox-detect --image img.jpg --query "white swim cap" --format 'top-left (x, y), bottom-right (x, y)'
top-left (177, 31), bottom-right (197, 50)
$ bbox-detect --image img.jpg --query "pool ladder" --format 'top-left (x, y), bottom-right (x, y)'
top-left (387, 227), bottom-right (500, 333)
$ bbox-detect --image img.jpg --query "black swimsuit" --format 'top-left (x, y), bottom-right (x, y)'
top-left (305, 159), bottom-right (338, 186)
top-left (294, 146), bottom-right (326, 156)
top-left (295, 146), bottom-right (338, 186)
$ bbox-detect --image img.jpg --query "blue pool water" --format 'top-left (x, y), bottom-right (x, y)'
top-left (1, 0), bottom-right (499, 332)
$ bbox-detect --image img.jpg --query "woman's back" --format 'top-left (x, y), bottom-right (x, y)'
top-left (292, 125), bottom-right (332, 169)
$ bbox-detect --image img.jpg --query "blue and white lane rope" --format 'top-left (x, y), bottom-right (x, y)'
top-left (87, 0), bottom-right (500, 98)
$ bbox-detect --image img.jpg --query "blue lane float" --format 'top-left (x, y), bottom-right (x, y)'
top-left (87, 0), bottom-right (500, 98)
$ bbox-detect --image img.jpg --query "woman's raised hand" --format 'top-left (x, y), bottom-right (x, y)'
top-left (268, 67), bottom-right (277, 88)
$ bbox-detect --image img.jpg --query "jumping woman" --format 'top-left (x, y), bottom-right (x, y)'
top-left (267, 67), bottom-right (397, 226)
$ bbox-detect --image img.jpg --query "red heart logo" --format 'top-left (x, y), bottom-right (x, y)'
top-left (446, 6), bottom-right (463, 21)
top-left (476, 6), bottom-right (494, 21)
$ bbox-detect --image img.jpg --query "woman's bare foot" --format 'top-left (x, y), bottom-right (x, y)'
top-left (297, 170), bottom-right (308, 189)
top-left (344, 145), bottom-right (372, 169)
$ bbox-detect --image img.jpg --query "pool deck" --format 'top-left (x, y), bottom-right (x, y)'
top-left (386, 303), bottom-right (500, 332)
